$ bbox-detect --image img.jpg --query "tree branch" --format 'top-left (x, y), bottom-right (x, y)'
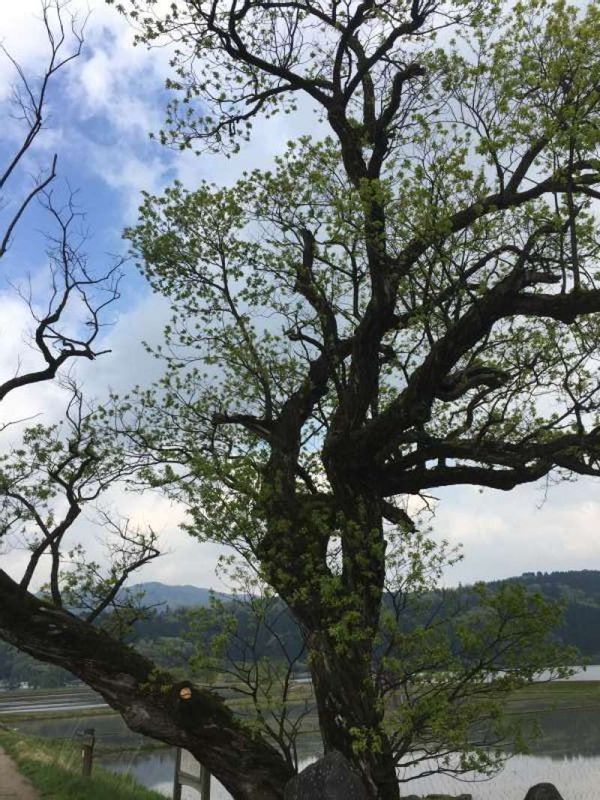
top-left (0, 569), bottom-right (292, 800)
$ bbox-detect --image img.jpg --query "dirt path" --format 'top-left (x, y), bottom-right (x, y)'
top-left (0, 746), bottom-right (39, 800)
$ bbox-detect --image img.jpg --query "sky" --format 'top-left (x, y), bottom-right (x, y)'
top-left (1, 0), bottom-right (600, 592)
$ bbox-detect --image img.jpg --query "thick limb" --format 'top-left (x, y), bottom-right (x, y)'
top-left (0, 570), bottom-right (293, 800)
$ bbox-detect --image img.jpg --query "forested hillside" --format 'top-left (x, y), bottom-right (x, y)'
top-left (130, 570), bottom-right (600, 670)
top-left (2, 570), bottom-right (600, 689)
top-left (499, 571), bottom-right (600, 660)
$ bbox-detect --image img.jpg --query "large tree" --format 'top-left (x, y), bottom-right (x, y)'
top-left (1, 0), bottom-right (600, 798)
top-left (120, 0), bottom-right (600, 794)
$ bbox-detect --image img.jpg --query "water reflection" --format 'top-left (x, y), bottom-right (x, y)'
top-left (8, 701), bottom-right (600, 799)
top-left (103, 749), bottom-right (177, 797)
top-left (100, 745), bottom-right (600, 800)
top-left (526, 708), bottom-right (600, 758)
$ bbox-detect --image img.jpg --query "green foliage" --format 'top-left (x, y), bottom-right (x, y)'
top-left (100, 0), bottom-right (600, 792)
top-left (378, 579), bottom-right (576, 776)
top-left (183, 557), bottom-right (313, 772)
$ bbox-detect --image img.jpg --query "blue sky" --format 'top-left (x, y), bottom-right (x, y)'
top-left (1, 0), bottom-right (600, 591)
top-left (1, 2), bottom-right (176, 293)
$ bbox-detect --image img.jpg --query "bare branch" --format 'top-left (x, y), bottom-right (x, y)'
top-left (0, 1), bottom-right (86, 258)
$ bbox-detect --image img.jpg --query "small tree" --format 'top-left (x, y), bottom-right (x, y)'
top-left (0, 385), bottom-right (160, 615)
top-left (187, 557), bottom-right (313, 774)
top-left (182, 542), bottom-right (574, 783)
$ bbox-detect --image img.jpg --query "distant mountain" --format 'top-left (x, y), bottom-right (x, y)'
top-left (129, 570), bottom-right (600, 662)
top-left (128, 569), bottom-right (600, 612)
top-left (123, 581), bottom-right (230, 609)
top-left (6, 571), bottom-right (600, 689)
top-left (502, 570), bottom-right (600, 660)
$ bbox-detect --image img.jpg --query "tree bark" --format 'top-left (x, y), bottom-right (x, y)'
top-left (267, 485), bottom-right (397, 800)
top-left (308, 632), bottom-right (399, 800)
top-left (0, 570), bottom-right (293, 800)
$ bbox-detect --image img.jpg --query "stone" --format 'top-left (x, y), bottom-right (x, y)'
top-left (284, 751), bottom-right (369, 800)
top-left (524, 784), bottom-right (565, 800)
top-left (403, 795), bottom-right (472, 800)
top-left (423, 795), bottom-right (472, 800)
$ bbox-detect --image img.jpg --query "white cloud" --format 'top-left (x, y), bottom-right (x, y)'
top-left (3, 0), bottom-right (600, 596)
top-left (76, 284), bottom-right (170, 393)
top-left (0, 281), bottom-right (230, 592)
top-left (92, 151), bottom-right (172, 219)
top-left (0, 1), bottom-right (66, 98)
top-left (435, 479), bottom-right (600, 586)
top-left (63, 9), bottom-right (169, 136)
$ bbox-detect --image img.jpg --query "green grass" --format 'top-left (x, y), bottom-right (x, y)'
top-left (0, 729), bottom-right (165, 800)
top-left (506, 680), bottom-right (600, 712)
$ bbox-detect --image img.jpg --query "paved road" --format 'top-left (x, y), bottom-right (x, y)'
top-left (0, 746), bottom-right (38, 800)
top-left (0, 688), bottom-right (107, 716)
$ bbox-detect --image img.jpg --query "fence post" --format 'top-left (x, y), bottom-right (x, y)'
top-left (172, 746), bottom-right (211, 799)
top-left (200, 763), bottom-right (211, 799)
top-left (81, 728), bottom-right (95, 777)
top-left (173, 746), bottom-right (182, 800)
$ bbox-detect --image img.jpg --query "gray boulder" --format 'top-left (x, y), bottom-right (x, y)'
top-left (404, 795), bottom-right (472, 800)
top-left (423, 796), bottom-right (472, 799)
top-left (524, 785), bottom-right (564, 800)
top-left (284, 751), bottom-right (369, 800)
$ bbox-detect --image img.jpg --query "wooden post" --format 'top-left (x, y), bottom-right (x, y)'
top-left (200, 763), bottom-right (211, 799)
top-left (172, 745), bottom-right (211, 799)
top-left (81, 728), bottom-right (95, 777)
top-left (173, 746), bottom-right (182, 800)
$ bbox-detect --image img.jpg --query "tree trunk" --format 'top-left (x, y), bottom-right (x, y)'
top-left (308, 632), bottom-right (400, 800)
top-left (262, 479), bottom-right (397, 799)
top-left (0, 570), bottom-right (292, 800)
top-left (299, 486), bottom-right (398, 798)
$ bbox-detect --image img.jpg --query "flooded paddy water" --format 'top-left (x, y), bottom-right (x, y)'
top-left (3, 670), bottom-right (600, 799)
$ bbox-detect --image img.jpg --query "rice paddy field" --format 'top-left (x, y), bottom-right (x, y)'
top-left (3, 673), bottom-right (600, 799)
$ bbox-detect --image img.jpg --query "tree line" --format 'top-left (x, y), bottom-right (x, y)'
top-left (6, 568), bottom-right (600, 691)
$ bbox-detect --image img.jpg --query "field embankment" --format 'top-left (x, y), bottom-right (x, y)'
top-left (0, 728), bottom-right (165, 800)
top-left (506, 680), bottom-right (600, 713)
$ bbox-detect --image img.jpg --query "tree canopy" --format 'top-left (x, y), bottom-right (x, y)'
top-left (116, 0), bottom-right (600, 795)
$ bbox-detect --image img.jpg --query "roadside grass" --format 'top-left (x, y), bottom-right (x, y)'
top-left (0, 728), bottom-right (165, 800)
